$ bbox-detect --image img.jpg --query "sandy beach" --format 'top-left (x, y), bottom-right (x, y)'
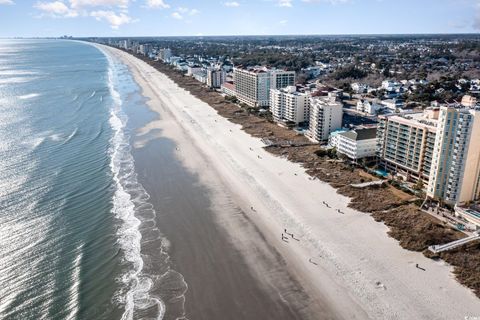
top-left (101, 44), bottom-right (480, 319)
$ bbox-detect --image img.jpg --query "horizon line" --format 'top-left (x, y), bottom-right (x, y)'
top-left (2, 32), bottom-right (480, 40)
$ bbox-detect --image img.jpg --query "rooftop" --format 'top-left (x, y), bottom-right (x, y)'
top-left (339, 127), bottom-right (377, 141)
top-left (382, 111), bottom-right (438, 131)
top-left (222, 82), bottom-right (235, 90)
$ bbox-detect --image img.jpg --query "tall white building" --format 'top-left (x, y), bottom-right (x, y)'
top-left (427, 106), bottom-right (480, 205)
top-left (233, 67), bottom-right (295, 107)
top-left (234, 67), bottom-right (270, 107)
top-left (207, 68), bottom-right (226, 88)
top-left (306, 95), bottom-right (343, 142)
top-left (121, 39), bottom-right (130, 50)
top-left (269, 86), bottom-right (309, 125)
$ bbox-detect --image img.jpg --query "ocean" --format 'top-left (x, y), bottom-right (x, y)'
top-left (0, 39), bottom-right (175, 320)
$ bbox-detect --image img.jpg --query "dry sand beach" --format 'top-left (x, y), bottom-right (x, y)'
top-left (100, 44), bottom-right (480, 319)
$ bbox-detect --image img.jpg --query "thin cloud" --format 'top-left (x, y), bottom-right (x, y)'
top-left (70, 0), bottom-right (130, 9)
top-left (145, 0), bottom-right (170, 9)
top-left (177, 7), bottom-right (199, 15)
top-left (90, 10), bottom-right (132, 28)
top-left (277, 0), bottom-right (292, 7)
top-left (34, 1), bottom-right (78, 17)
top-left (0, 0), bottom-right (14, 5)
top-left (34, 0), bottom-right (134, 28)
top-left (171, 11), bottom-right (183, 19)
top-left (223, 1), bottom-right (240, 7)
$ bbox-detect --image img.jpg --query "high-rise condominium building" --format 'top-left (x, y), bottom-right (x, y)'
top-left (269, 86), bottom-right (309, 125)
top-left (139, 44), bottom-right (152, 56)
top-left (306, 95), bottom-right (343, 142)
top-left (207, 68), bottom-right (226, 89)
top-left (158, 48), bottom-right (172, 62)
top-left (427, 106), bottom-right (480, 205)
top-left (233, 67), bottom-right (295, 107)
top-left (376, 108), bottom-right (438, 182)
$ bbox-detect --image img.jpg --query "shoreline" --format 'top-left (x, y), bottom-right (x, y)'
top-left (100, 44), bottom-right (480, 319)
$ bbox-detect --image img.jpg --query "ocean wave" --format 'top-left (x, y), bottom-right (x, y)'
top-left (24, 136), bottom-right (47, 150)
top-left (93, 44), bottom-right (190, 319)
top-left (64, 128), bottom-right (78, 144)
top-left (106, 58), bottom-right (166, 320)
top-left (0, 70), bottom-right (40, 76)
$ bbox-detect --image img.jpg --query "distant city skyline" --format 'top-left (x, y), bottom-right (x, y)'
top-left (0, 0), bottom-right (479, 37)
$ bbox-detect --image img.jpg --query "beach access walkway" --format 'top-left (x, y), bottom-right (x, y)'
top-left (428, 231), bottom-right (480, 254)
top-left (350, 180), bottom-right (386, 188)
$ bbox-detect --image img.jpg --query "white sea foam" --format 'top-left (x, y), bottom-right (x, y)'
top-left (64, 128), bottom-right (78, 144)
top-left (23, 136), bottom-right (46, 150)
top-left (18, 93), bottom-right (40, 100)
top-left (105, 55), bottom-right (166, 320)
top-left (49, 134), bottom-right (62, 142)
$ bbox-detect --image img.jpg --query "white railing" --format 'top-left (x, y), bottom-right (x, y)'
top-left (428, 232), bottom-right (480, 254)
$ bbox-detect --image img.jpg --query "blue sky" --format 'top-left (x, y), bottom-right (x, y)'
top-left (0, 0), bottom-right (479, 37)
